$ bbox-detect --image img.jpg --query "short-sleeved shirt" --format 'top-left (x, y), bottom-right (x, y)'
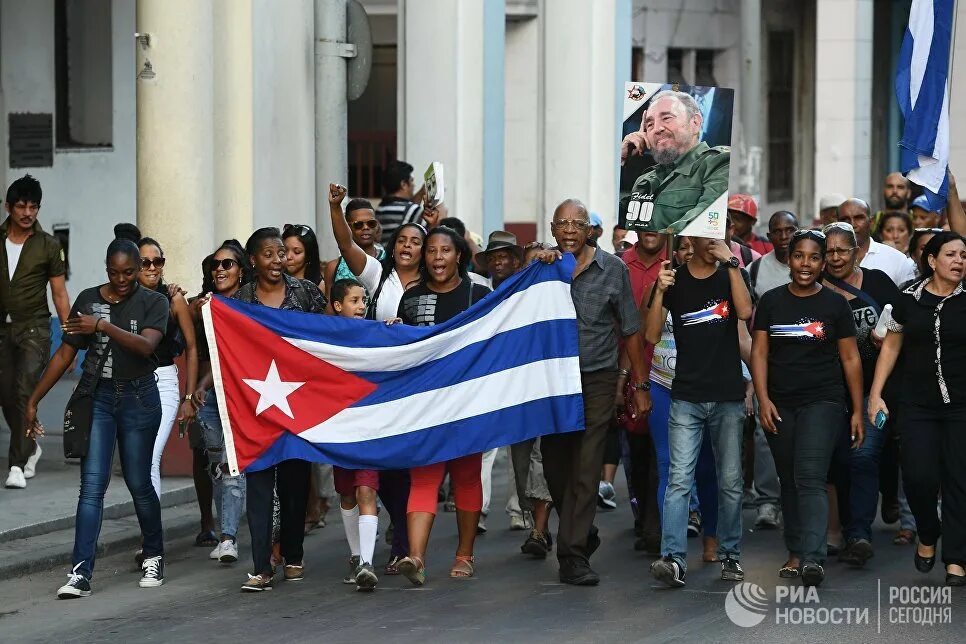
top-left (397, 278), bottom-right (490, 326)
top-left (376, 197), bottom-right (423, 245)
top-left (570, 246), bottom-right (641, 373)
top-left (749, 251), bottom-right (790, 300)
top-left (860, 239), bottom-right (917, 286)
top-left (754, 285), bottom-right (857, 407)
top-left (358, 254), bottom-right (410, 322)
top-left (889, 278), bottom-right (966, 406)
top-left (829, 269), bottom-right (899, 393)
top-left (232, 274), bottom-right (327, 313)
top-left (663, 264), bottom-right (745, 402)
top-left (63, 284), bottom-right (170, 380)
top-left (0, 219), bottom-right (66, 322)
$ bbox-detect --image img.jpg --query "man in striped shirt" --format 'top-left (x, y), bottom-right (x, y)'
top-left (376, 160), bottom-right (424, 245)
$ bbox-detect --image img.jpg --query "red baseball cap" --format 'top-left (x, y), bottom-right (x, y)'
top-left (727, 193), bottom-right (758, 220)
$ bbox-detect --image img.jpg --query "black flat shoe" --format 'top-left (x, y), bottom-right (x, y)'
top-left (800, 561), bottom-right (825, 587)
top-left (945, 573), bottom-right (966, 587)
top-left (914, 544), bottom-right (936, 573)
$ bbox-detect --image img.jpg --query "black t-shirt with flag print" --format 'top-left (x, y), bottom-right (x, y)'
top-left (753, 284), bottom-right (857, 407)
top-left (663, 264), bottom-right (745, 403)
top-left (398, 278), bottom-right (490, 327)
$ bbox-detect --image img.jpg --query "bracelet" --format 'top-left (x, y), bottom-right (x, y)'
top-left (94, 318), bottom-right (102, 333)
top-left (618, 368), bottom-right (631, 378)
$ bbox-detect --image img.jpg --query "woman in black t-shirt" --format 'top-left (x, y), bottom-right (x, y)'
top-left (751, 230), bottom-right (864, 587)
top-left (235, 228), bottom-right (327, 593)
top-left (24, 238), bottom-right (170, 598)
top-left (395, 227), bottom-right (490, 586)
top-left (868, 232), bottom-right (966, 586)
top-left (821, 223), bottom-right (900, 565)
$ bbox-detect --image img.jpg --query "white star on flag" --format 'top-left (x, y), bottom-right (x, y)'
top-left (243, 360), bottom-right (305, 419)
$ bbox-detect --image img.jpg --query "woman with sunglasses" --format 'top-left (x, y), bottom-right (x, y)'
top-left (189, 241), bottom-right (251, 564)
top-left (323, 198), bottom-right (385, 302)
top-left (235, 227), bottom-right (327, 592)
top-left (326, 183), bottom-right (426, 575)
top-left (24, 233), bottom-right (170, 597)
top-left (395, 225), bottom-right (490, 585)
top-left (869, 232), bottom-right (966, 586)
top-left (751, 229), bottom-right (864, 586)
top-left (283, 223), bottom-right (324, 287)
top-left (820, 223), bottom-right (900, 568)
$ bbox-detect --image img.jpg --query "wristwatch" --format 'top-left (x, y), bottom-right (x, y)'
top-left (631, 381), bottom-right (651, 391)
top-left (183, 393), bottom-right (193, 403)
top-left (723, 256), bottom-right (740, 269)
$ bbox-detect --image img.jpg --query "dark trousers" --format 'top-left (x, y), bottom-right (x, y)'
top-left (625, 430), bottom-right (661, 539)
top-left (541, 370), bottom-right (617, 563)
top-left (766, 401), bottom-right (847, 564)
top-left (246, 459), bottom-right (310, 576)
top-left (377, 469), bottom-right (410, 558)
top-left (899, 403), bottom-right (966, 566)
top-left (0, 320), bottom-right (50, 468)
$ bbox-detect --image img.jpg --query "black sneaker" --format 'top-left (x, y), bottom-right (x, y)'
top-left (354, 563), bottom-right (378, 591)
top-left (687, 511), bottom-right (702, 538)
top-left (559, 558), bottom-right (600, 586)
top-left (139, 555), bottom-right (164, 588)
top-left (342, 555), bottom-right (361, 584)
top-left (57, 564), bottom-right (92, 599)
top-left (650, 556), bottom-right (686, 588)
top-left (521, 530), bottom-right (550, 558)
top-left (839, 539), bottom-right (874, 567)
top-left (721, 557), bottom-right (744, 581)
top-left (801, 561), bottom-right (825, 587)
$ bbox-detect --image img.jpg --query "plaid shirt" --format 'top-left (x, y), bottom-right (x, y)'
top-left (570, 246), bottom-right (641, 372)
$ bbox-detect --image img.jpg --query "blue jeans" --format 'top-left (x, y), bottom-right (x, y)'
top-left (73, 377), bottom-right (163, 579)
top-left (842, 395), bottom-right (886, 542)
top-left (198, 393), bottom-right (246, 540)
top-left (661, 398), bottom-right (744, 571)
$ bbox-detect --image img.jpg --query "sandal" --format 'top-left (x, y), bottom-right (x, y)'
top-left (450, 555), bottom-right (475, 579)
top-left (894, 529), bottom-right (916, 546)
top-left (194, 530), bottom-right (218, 547)
top-left (779, 557), bottom-right (801, 578)
top-left (397, 556), bottom-right (426, 586)
top-left (384, 555), bottom-right (402, 576)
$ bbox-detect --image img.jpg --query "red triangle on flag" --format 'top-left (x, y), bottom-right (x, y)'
top-left (208, 298), bottom-right (377, 471)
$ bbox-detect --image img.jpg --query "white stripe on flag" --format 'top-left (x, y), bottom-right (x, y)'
top-left (297, 357), bottom-right (582, 444)
top-left (285, 280), bottom-right (576, 372)
top-left (908, 0), bottom-right (934, 106)
top-left (910, 83), bottom-right (949, 194)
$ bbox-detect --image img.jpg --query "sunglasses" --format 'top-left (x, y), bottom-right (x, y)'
top-left (210, 258), bottom-right (238, 271)
top-left (793, 229), bottom-right (826, 241)
top-left (284, 224), bottom-right (312, 237)
top-left (823, 222), bottom-right (853, 234)
top-left (141, 257), bottom-right (166, 269)
top-left (351, 220), bottom-right (378, 231)
top-left (914, 227), bottom-right (944, 234)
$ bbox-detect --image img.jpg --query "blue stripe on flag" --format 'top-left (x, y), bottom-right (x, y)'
top-left (351, 319), bottom-right (578, 404)
top-left (243, 393), bottom-right (586, 472)
top-left (216, 254), bottom-right (576, 348)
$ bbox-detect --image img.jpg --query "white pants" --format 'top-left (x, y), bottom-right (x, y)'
top-left (151, 364), bottom-right (181, 498)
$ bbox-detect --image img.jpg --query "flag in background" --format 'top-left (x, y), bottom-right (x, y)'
top-left (203, 257), bottom-right (585, 476)
top-left (896, 0), bottom-right (955, 210)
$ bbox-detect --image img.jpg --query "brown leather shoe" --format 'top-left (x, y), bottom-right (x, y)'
top-left (702, 536), bottom-right (719, 562)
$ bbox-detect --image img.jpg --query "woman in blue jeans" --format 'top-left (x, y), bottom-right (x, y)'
top-left (189, 240), bottom-right (251, 564)
top-left (751, 230), bottom-right (864, 587)
top-left (25, 236), bottom-right (170, 598)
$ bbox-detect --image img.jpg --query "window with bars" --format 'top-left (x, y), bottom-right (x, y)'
top-left (766, 32), bottom-right (795, 202)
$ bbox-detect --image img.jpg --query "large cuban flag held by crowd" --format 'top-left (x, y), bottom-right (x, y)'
top-left (202, 257), bottom-right (585, 476)
top-left (896, 0), bottom-right (955, 209)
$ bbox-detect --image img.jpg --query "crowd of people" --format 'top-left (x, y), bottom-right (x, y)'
top-left (2, 129), bottom-right (966, 601)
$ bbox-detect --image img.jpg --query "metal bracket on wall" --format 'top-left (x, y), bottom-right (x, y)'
top-left (316, 39), bottom-right (357, 59)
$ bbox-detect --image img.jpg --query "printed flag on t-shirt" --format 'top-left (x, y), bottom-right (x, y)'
top-left (202, 257), bottom-right (586, 475)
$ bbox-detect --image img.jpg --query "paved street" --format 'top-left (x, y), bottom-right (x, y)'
top-left (1, 461), bottom-right (964, 643)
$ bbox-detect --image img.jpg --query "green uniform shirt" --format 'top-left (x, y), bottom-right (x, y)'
top-left (626, 141), bottom-right (730, 233)
top-left (0, 219), bottom-right (66, 322)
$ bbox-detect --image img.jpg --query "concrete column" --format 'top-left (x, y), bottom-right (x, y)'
top-left (948, 1), bottom-right (966, 178)
top-left (213, 0), bottom-right (254, 245)
top-left (398, 0), bottom-right (504, 238)
top-left (813, 0), bottom-right (873, 209)
top-left (539, 0), bottom-right (630, 241)
top-left (136, 0), bottom-right (214, 291)
top-left (738, 0), bottom-right (762, 199)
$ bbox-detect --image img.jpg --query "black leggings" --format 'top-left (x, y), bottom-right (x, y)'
top-left (899, 403), bottom-right (966, 566)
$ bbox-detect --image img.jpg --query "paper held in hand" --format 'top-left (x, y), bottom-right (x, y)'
top-left (424, 161), bottom-right (445, 207)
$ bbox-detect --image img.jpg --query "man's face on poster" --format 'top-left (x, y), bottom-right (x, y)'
top-left (643, 96), bottom-right (702, 166)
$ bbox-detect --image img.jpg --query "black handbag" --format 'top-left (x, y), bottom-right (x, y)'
top-left (63, 341), bottom-right (112, 459)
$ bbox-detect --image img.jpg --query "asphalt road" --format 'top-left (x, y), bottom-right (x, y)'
top-left (1, 478), bottom-right (964, 643)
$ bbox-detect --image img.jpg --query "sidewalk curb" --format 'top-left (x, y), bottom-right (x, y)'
top-left (0, 503), bottom-right (200, 581)
top-left (0, 484), bottom-right (196, 544)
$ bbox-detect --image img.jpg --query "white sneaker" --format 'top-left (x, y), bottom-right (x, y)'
top-left (24, 444), bottom-right (42, 479)
top-left (5, 466), bottom-right (26, 489)
top-left (209, 542), bottom-right (223, 560)
top-left (219, 540), bottom-right (238, 563)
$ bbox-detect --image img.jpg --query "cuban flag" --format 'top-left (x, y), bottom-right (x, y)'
top-left (769, 321), bottom-right (826, 340)
top-left (680, 300), bottom-right (730, 326)
top-left (202, 257), bottom-right (585, 476)
top-left (895, 0), bottom-right (954, 210)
